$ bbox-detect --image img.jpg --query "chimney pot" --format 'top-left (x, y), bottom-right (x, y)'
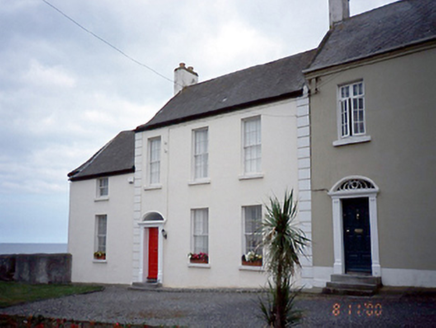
top-left (187, 66), bottom-right (194, 71)
top-left (179, 62), bottom-right (186, 68)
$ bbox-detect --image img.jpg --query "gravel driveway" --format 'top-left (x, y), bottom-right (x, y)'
top-left (1, 286), bottom-right (266, 327)
top-left (1, 285), bottom-right (435, 327)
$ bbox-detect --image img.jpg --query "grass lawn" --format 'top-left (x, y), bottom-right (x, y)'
top-left (0, 281), bottom-right (104, 308)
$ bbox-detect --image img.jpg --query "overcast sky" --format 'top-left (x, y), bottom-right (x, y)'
top-left (0, 0), bottom-right (397, 244)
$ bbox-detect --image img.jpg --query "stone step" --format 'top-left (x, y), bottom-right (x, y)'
top-left (130, 281), bottom-right (162, 290)
top-left (323, 274), bottom-right (382, 296)
top-left (322, 286), bottom-right (376, 296)
top-left (326, 281), bottom-right (379, 291)
top-left (330, 274), bottom-right (382, 286)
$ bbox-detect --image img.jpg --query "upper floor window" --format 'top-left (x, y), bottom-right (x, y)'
top-left (193, 128), bottom-right (209, 180)
top-left (339, 82), bottom-right (365, 137)
top-left (97, 177), bottom-right (108, 198)
top-left (334, 81), bottom-right (371, 147)
top-left (148, 137), bottom-right (161, 185)
top-left (243, 116), bottom-right (261, 174)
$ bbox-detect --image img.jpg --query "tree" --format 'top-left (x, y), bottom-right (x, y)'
top-left (259, 190), bottom-right (310, 327)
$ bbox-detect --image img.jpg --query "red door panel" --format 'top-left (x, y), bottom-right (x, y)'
top-left (147, 228), bottom-right (159, 280)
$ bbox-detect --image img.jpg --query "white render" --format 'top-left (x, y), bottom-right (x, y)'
top-left (133, 97), bottom-right (309, 288)
top-left (68, 173), bottom-right (134, 284)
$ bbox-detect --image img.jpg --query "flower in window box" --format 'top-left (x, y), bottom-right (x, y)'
top-left (94, 251), bottom-right (106, 260)
top-left (188, 252), bottom-right (209, 264)
top-left (242, 251), bottom-right (262, 266)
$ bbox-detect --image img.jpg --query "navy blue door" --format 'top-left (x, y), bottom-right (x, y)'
top-left (342, 198), bottom-right (371, 273)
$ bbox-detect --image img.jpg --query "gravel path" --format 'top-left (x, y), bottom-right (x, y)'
top-left (0, 286), bottom-right (265, 327)
top-left (1, 285), bottom-right (435, 327)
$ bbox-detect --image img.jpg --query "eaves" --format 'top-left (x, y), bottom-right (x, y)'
top-left (135, 89), bottom-right (303, 132)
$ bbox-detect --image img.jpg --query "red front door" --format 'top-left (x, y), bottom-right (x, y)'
top-left (147, 228), bottom-right (159, 280)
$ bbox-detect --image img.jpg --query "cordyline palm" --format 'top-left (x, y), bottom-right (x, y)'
top-left (260, 190), bottom-right (310, 327)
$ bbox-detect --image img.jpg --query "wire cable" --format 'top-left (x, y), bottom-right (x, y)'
top-left (41, 0), bottom-right (176, 85)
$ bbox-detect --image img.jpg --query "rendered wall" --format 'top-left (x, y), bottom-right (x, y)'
top-left (68, 173), bottom-right (134, 284)
top-left (309, 46), bottom-right (436, 286)
top-left (134, 98), bottom-right (303, 288)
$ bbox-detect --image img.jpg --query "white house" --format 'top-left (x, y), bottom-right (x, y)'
top-left (68, 131), bottom-right (135, 284)
top-left (68, 50), bottom-right (316, 288)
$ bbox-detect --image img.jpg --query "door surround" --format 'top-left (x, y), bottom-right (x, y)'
top-left (328, 176), bottom-right (381, 276)
top-left (138, 211), bottom-right (166, 283)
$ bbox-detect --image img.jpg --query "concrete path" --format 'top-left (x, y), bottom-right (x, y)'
top-left (1, 286), bottom-right (435, 327)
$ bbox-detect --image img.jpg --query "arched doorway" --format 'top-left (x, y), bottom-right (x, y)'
top-left (138, 212), bottom-right (166, 283)
top-left (329, 176), bottom-right (381, 276)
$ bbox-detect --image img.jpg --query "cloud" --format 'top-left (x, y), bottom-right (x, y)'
top-left (0, 0), bottom-right (399, 242)
top-left (23, 60), bottom-right (76, 88)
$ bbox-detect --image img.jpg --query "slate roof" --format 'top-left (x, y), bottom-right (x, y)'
top-left (68, 130), bottom-right (135, 181)
top-left (306, 0), bottom-right (436, 73)
top-left (136, 49), bottom-right (317, 132)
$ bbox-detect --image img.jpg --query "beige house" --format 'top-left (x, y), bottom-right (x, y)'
top-left (305, 0), bottom-right (436, 288)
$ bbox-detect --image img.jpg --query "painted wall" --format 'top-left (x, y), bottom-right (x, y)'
top-left (309, 46), bottom-right (436, 286)
top-left (68, 174), bottom-right (134, 284)
top-left (133, 98), bottom-right (304, 288)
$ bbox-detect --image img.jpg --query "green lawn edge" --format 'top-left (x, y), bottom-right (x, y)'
top-left (0, 281), bottom-right (104, 308)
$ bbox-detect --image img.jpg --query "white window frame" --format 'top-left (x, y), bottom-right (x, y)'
top-left (94, 214), bottom-right (107, 261)
top-left (334, 81), bottom-right (371, 147)
top-left (148, 137), bottom-right (161, 186)
top-left (96, 177), bottom-right (108, 199)
top-left (191, 208), bottom-right (209, 261)
top-left (192, 127), bottom-right (209, 182)
top-left (242, 116), bottom-right (262, 176)
top-left (242, 205), bottom-right (263, 259)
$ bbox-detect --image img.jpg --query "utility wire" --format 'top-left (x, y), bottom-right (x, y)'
top-left (41, 0), bottom-right (176, 85)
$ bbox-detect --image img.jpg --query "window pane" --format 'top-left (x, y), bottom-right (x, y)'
top-left (339, 82), bottom-right (365, 137)
top-left (96, 215), bottom-right (107, 254)
top-left (244, 117), bottom-right (261, 173)
top-left (194, 129), bottom-right (208, 179)
top-left (193, 209), bottom-right (208, 254)
top-left (243, 205), bottom-right (262, 255)
top-left (98, 178), bottom-right (108, 197)
top-left (149, 138), bottom-right (161, 184)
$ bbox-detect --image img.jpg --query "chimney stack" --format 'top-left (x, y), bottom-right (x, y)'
top-left (329, 0), bottom-right (350, 28)
top-left (174, 63), bottom-right (198, 95)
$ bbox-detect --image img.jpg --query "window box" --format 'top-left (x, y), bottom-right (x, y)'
top-left (242, 259), bottom-right (262, 267)
top-left (190, 258), bottom-right (209, 264)
top-left (188, 252), bottom-right (208, 264)
top-left (94, 251), bottom-right (106, 260)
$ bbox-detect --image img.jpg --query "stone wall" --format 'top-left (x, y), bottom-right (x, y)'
top-left (0, 254), bottom-right (72, 284)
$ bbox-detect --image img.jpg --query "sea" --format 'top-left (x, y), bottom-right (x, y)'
top-left (0, 243), bottom-right (68, 255)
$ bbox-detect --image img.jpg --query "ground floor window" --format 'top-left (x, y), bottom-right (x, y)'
top-left (242, 205), bottom-right (263, 266)
top-left (94, 215), bottom-right (107, 260)
top-left (190, 208), bottom-right (209, 264)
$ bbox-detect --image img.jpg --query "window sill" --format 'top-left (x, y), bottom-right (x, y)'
top-left (239, 173), bottom-right (264, 181)
top-left (333, 135), bottom-right (371, 147)
top-left (93, 259), bottom-right (107, 263)
top-left (94, 197), bottom-right (109, 202)
top-left (239, 265), bottom-right (265, 271)
top-left (188, 263), bottom-right (211, 269)
top-left (144, 184), bottom-right (162, 191)
top-left (188, 179), bottom-right (211, 186)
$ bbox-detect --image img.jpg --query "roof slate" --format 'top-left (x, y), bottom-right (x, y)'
top-left (306, 0), bottom-right (436, 73)
top-left (68, 130), bottom-right (135, 181)
top-left (136, 49), bottom-right (317, 131)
